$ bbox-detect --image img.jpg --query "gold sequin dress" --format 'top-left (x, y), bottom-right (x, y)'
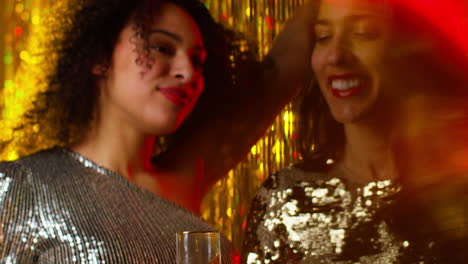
top-left (242, 164), bottom-right (465, 264)
top-left (0, 147), bottom-right (232, 263)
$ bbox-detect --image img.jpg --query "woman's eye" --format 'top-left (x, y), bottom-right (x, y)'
top-left (315, 28), bottom-right (332, 43)
top-left (353, 22), bottom-right (381, 40)
top-left (149, 44), bottom-right (175, 56)
top-left (354, 31), bottom-right (380, 40)
top-left (315, 32), bottom-right (332, 43)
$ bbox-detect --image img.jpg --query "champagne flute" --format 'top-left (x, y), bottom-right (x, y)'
top-left (176, 231), bottom-right (221, 264)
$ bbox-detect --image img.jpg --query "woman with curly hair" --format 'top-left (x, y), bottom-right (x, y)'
top-left (0, 0), bottom-right (314, 262)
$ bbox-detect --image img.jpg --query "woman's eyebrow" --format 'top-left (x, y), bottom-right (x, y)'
top-left (347, 14), bottom-right (379, 23)
top-left (149, 30), bottom-right (205, 51)
top-left (149, 29), bottom-right (182, 42)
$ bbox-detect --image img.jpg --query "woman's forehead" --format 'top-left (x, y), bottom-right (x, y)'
top-left (317, 0), bottom-right (392, 26)
top-left (319, 0), bottom-right (388, 12)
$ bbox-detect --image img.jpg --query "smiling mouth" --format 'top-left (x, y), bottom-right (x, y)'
top-left (328, 74), bottom-right (367, 98)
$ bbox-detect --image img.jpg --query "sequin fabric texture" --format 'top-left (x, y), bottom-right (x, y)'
top-left (0, 147), bottom-right (232, 263)
top-left (242, 165), bottom-right (443, 264)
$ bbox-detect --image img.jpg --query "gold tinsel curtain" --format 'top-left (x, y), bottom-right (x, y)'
top-left (0, 0), bottom-right (304, 250)
top-left (200, 0), bottom-right (304, 250)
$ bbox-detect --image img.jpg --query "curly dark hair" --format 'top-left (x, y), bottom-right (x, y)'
top-left (16, 0), bottom-right (256, 156)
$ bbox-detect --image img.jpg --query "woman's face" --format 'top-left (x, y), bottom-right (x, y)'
top-left (311, 0), bottom-right (405, 124)
top-left (96, 3), bottom-right (206, 135)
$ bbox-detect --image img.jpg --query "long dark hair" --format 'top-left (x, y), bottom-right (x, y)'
top-left (295, 0), bottom-right (468, 170)
top-left (295, 79), bottom-right (344, 168)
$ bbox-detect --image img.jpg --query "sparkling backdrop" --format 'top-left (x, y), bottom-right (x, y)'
top-left (201, 0), bottom-right (304, 250)
top-left (0, 0), bottom-right (304, 250)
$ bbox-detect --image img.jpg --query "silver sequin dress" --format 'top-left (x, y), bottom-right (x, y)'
top-left (0, 147), bottom-right (232, 263)
top-left (242, 164), bottom-right (465, 264)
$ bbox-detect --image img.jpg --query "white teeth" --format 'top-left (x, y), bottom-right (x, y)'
top-left (331, 79), bottom-right (361, 91)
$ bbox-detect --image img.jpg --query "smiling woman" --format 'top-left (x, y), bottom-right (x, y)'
top-left (83, 3), bottom-right (206, 150)
top-left (242, 0), bottom-right (468, 263)
top-left (311, 0), bottom-right (397, 124)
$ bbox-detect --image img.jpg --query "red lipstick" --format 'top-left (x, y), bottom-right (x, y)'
top-left (328, 74), bottom-right (365, 98)
top-left (158, 87), bottom-right (190, 107)
top-left (331, 88), bottom-right (360, 98)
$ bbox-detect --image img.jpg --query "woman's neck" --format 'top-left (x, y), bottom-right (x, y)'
top-left (340, 122), bottom-right (398, 184)
top-left (71, 119), bottom-right (155, 180)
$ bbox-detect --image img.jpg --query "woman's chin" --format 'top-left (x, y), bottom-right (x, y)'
top-left (331, 111), bottom-right (362, 124)
top-left (143, 117), bottom-right (183, 136)
top-left (330, 104), bottom-right (377, 125)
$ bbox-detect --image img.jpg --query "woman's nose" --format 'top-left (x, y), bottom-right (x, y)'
top-left (172, 53), bottom-right (195, 83)
top-left (326, 37), bottom-right (352, 66)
